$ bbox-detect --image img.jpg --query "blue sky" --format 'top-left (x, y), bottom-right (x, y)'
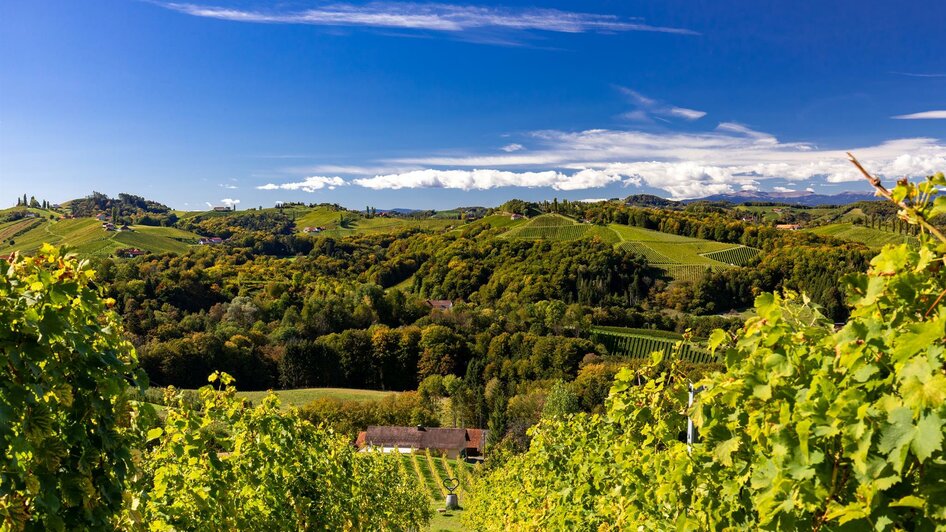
top-left (1, 0), bottom-right (944, 210)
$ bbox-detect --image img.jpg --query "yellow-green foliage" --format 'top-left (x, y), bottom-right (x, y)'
top-left (0, 245), bottom-right (149, 530)
top-left (135, 373), bottom-right (432, 530)
top-left (466, 173), bottom-right (946, 530)
top-left (0, 245), bottom-right (430, 530)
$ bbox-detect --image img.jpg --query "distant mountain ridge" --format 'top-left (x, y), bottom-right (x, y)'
top-left (686, 190), bottom-right (878, 206)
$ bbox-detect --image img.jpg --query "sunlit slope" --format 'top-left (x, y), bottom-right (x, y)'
top-left (497, 214), bottom-right (761, 281)
top-left (807, 223), bottom-right (918, 249)
top-left (0, 217), bottom-right (199, 256)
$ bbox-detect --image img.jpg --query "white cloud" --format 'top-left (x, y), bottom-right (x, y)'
top-left (805, 187), bottom-right (815, 192)
top-left (158, 2), bottom-right (696, 37)
top-left (668, 107), bottom-right (707, 120)
top-left (617, 87), bottom-right (706, 122)
top-left (366, 127), bottom-right (946, 199)
top-left (772, 186), bottom-right (796, 193)
top-left (221, 198), bottom-right (240, 207)
top-left (892, 110), bottom-right (946, 120)
top-left (257, 176), bottom-right (347, 192)
top-left (353, 168), bottom-right (623, 191)
top-left (219, 183), bottom-right (238, 189)
top-left (501, 143), bottom-right (525, 152)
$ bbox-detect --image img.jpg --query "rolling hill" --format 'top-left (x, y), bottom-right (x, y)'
top-left (0, 212), bottom-right (201, 257)
top-left (807, 222), bottom-right (919, 249)
top-left (500, 214), bottom-right (761, 281)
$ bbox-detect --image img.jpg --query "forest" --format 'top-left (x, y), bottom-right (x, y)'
top-left (3, 170), bottom-right (946, 530)
top-left (15, 191), bottom-right (871, 454)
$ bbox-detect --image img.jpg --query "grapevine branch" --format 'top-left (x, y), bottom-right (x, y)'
top-left (847, 153), bottom-right (946, 243)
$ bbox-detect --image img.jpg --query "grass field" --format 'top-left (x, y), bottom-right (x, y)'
top-left (807, 222), bottom-right (919, 249)
top-left (150, 386), bottom-right (396, 411)
top-left (235, 387), bottom-right (396, 408)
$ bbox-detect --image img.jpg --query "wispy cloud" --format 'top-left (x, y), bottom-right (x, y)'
top-left (257, 175), bottom-right (347, 192)
top-left (892, 110), bottom-right (946, 120)
top-left (617, 87), bottom-right (706, 122)
top-left (891, 72), bottom-right (946, 78)
top-left (219, 183), bottom-right (238, 189)
top-left (501, 143), bottom-right (525, 152)
top-left (158, 2), bottom-right (697, 40)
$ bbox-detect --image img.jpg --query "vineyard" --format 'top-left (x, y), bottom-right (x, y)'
top-left (608, 224), bottom-right (761, 281)
top-left (700, 245), bottom-right (761, 266)
top-left (0, 217), bottom-right (199, 256)
top-left (399, 451), bottom-right (476, 531)
top-left (503, 214), bottom-right (591, 240)
top-left (590, 326), bottom-right (718, 364)
top-left (807, 222), bottom-right (920, 249)
top-left (619, 241), bottom-right (674, 263)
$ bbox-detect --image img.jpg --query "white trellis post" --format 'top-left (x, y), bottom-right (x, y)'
top-left (687, 383), bottom-right (705, 453)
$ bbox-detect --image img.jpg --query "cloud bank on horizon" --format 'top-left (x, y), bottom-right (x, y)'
top-left (252, 85), bottom-right (945, 200)
top-left (258, 123), bottom-right (946, 200)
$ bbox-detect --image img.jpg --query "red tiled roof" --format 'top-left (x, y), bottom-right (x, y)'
top-left (363, 426), bottom-right (468, 452)
top-left (465, 428), bottom-right (486, 452)
top-left (425, 299), bottom-right (453, 311)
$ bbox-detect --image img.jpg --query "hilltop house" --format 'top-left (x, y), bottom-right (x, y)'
top-left (425, 299), bottom-right (453, 312)
top-left (198, 237), bottom-right (224, 245)
top-left (355, 426), bottom-right (487, 459)
top-left (116, 248), bottom-right (145, 258)
top-left (95, 213), bottom-right (109, 221)
top-left (510, 213), bottom-right (526, 220)
top-left (303, 226), bottom-right (325, 233)
top-left (212, 206), bottom-right (231, 212)
top-left (776, 223), bottom-right (801, 231)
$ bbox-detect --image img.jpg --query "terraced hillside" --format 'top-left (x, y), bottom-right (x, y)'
top-left (807, 222), bottom-right (919, 249)
top-left (0, 216), bottom-right (200, 256)
top-left (502, 214), bottom-right (619, 244)
top-left (608, 224), bottom-right (760, 282)
top-left (702, 245), bottom-right (761, 266)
